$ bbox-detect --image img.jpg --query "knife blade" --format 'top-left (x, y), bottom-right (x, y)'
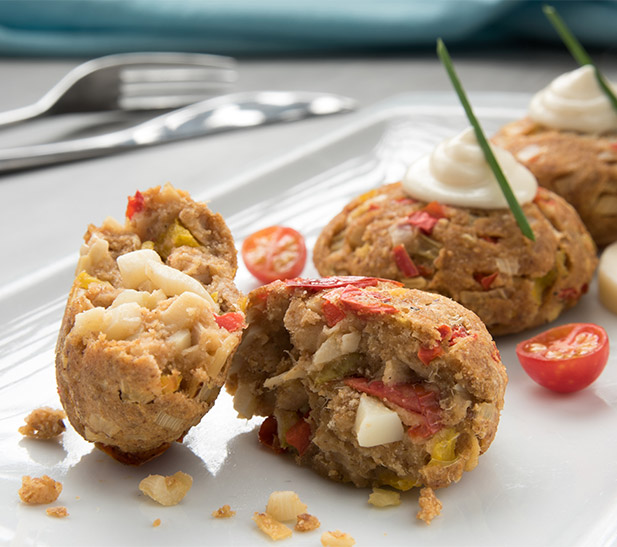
top-left (0, 91), bottom-right (356, 173)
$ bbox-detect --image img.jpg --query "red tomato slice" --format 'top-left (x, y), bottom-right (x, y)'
top-left (516, 323), bottom-right (609, 393)
top-left (241, 226), bottom-right (307, 284)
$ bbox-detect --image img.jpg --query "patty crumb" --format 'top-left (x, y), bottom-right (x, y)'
top-left (252, 511), bottom-right (292, 541)
top-left (153, 518), bottom-right (161, 527)
top-left (416, 487), bottom-right (442, 525)
top-left (295, 513), bottom-right (320, 532)
top-left (46, 506), bottom-right (68, 518)
top-left (19, 407), bottom-right (66, 439)
top-left (321, 530), bottom-right (356, 546)
top-left (212, 504), bottom-right (236, 518)
top-left (19, 475), bottom-right (62, 505)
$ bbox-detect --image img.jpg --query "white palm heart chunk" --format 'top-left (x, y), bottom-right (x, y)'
top-left (353, 394), bottom-right (404, 448)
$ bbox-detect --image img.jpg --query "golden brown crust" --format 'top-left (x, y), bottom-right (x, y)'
top-left (55, 184), bottom-right (243, 463)
top-left (313, 182), bottom-right (597, 335)
top-left (229, 277), bottom-right (507, 490)
top-left (493, 118), bottom-right (617, 247)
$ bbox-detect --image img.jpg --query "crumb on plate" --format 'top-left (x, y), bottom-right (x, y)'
top-left (18, 407), bottom-right (66, 439)
top-left (153, 518), bottom-right (161, 527)
top-left (416, 487), bottom-right (442, 525)
top-left (266, 490), bottom-right (307, 522)
top-left (139, 471), bottom-right (192, 506)
top-left (212, 504), bottom-right (236, 518)
top-left (252, 511), bottom-right (293, 541)
top-left (321, 530), bottom-right (356, 547)
top-left (295, 513), bottom-right (320, 532)
top-left (368, 487), bottom-right (401, 508)
top-left (19, 475), bottom-right (62, 505)
top-left (46, 506), bottom-right (69, 518)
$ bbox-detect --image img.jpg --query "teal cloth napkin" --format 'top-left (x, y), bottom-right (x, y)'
top-left (0, 0), bottom-right (614, 57)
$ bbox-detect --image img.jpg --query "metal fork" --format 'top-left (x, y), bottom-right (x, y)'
top-left (0, 52), bottom-right (237, 128)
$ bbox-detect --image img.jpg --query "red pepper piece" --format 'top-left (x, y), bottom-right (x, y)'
top-left (285, 276), bottom-right (402, 291)
top-left (405, 210), bottom-right (441, 235)
top-left (126, 190), bottom-right (145, 220)
top-left (214, 312), bottom-right (245, 332)
top-left (558, 287), bottom-right (580, 301)
top-left (449, 324), bottom-right (473, 346)
top-left (418, 343), bottom-right (444, 365)
top-left (393, 244), bottom-right (420, 277)
top-left (322, 299), bottom-right (347, 327)
top-left (422, 201), bottom-right (447, 219)
top-left (285, 417), bottom-right (312, 456)
top-left (338, 285), bottom-right (398, 316)
top-left (474, 272), bottom-right (499, 290)
top-left (258, 416), bottom-right (283, 453)
top-left (344, 378), bottom-right (443, 438)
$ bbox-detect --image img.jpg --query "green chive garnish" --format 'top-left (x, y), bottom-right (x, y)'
top-left (543, 4), bottom-right (617, 113)
top-left (436, 38), bottom-right (535, 241)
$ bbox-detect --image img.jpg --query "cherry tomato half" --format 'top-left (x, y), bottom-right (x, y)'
top-left (516, 323), bottom-right (609, 393)
top-left (241, 226), bottom-right (307, 284)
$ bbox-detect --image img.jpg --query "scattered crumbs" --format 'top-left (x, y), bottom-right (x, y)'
top-left (321, 530), bottom-right (356, 547)
top-left (19, 475), bottom-right (62, 505)
top-left (212, 504), bottom-right (236, 519)
top-left (152, 518), bottom-right (161, 528)
top-left (252, 511), bottom-right (293, 541)
top-left (46, 506), bottom-right (69, 519)
top-left (295, 513), bottom-right (320, 532)
top-left (416, 487), bottom-right (442, 525)
top-left (18, 407), bottom-right (66, 439)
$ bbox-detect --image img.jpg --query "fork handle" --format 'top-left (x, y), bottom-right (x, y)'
top-left (0, 129), bottom-right (134, 172)
top-left (0, 103), bottom-right (48, 128)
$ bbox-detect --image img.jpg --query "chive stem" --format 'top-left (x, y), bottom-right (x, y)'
top-left (436, 38), bottom-right (535, 241)
top-left (543, 4), bottom-right (617, 113)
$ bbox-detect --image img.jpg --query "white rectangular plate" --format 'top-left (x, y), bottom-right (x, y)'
top-left (1, 93), bottom-right (616, 547)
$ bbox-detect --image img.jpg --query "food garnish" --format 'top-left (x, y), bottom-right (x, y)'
top-left (241, 225), bottom-right (307, 283)
top-left (436, 38), bottom-right (535, 241)
top-left (516, 323), bottom-right (609, 393)
top-left (543, 4), bottom-right (617, 114)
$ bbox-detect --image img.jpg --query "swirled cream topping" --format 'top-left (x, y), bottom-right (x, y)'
top-left (529, 65), bottom-right (617, 134)
top-left (402, 127), bottom-right (537, 209)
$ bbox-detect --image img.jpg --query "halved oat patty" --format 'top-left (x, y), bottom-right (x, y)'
top-left (313, 183), bottom-right (597, 336)
top-left (55, 184), bottom-right (244, 464)
top-left (227, 276), bottom-right (507, 490)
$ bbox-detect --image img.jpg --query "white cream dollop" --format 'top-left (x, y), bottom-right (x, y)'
top-left (529, 65), bottom-right (617, 134)
top-left (402, 127), bottom-right (537, 209)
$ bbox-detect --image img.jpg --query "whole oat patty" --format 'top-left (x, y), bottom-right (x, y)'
top-left (55, 184), bottom-right (244, 464)
top-left (493, 118), bottom-right (617, 248)
top-left (227, 276), bottom-right (507, 490)
top-left (313, 182), bottom-right (597, 336)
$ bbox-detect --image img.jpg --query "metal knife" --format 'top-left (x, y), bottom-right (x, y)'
top-left (0, 91), bottom-right (356, 173)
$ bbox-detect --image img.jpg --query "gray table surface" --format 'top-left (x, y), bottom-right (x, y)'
top-left (1, 48), bottom-right (615, 290)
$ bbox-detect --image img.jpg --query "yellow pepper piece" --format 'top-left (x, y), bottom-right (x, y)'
top-left (141, 240), bottom-right (155, 250)
top-left (157, 219), bottom-right (200, 259)
top-left (378, 471), bottom-right (419, 491)
top-left (428, 428), bottom-right (459, 465)
top-left (75, 271), bottom-right (101, 289)
top-left (161, 371), bottom-right (182, 394)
